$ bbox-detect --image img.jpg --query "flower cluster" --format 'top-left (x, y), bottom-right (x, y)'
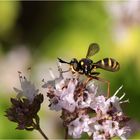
top-left (5, 72), bottom-right (44, 130)
top-left (5, 62), bottom-right (130, 140)
top-left (43, 64), bottom-right (130, 140)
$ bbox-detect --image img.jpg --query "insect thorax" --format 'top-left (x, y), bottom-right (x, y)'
top-left (78, 58), bottom-right (93, 74)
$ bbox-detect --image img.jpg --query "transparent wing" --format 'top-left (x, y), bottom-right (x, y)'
top-left (86, 43), bottom-right (100, 58)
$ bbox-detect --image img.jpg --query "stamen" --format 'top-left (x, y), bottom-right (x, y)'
top-left (114, 85), bottom-right (123, 96)
top-left (49, 68), bottom-right (55, 79)
top-left (57, 63), bottom-right (64, 78)
top-left (119, 92), bottom-right (126, 100)
top-left (120, 99), bottom-right (129, 104)
top-left (57, 61), bottom-right (62, 67)
top-left (18, 71), bottom-right (22, 83)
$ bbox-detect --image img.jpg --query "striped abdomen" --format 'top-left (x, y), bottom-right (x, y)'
top-left (94, 58), bottom-right (120, 72)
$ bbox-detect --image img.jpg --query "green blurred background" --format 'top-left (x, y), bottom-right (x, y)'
top-left (0, 1), bottom-right (140, 139)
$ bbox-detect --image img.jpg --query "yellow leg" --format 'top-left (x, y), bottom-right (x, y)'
top-left (83, 77), bottom-right (93, 86)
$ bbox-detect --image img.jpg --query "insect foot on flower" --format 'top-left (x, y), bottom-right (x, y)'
top-left (43, 64), bottom-right (130, 140)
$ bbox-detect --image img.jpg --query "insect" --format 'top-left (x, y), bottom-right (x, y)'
top-left (58, 43), bottom-right (120, 97)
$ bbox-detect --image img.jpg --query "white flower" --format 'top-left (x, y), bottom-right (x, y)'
top-left (76, 81), bottom-right (98, 108)
top-left (43, 63), bottom-right (130, 139)
top-left (106, 95), bottom-right (122, 112)
top-left (49, 96), bottom-right (62, 111)
top-left (13, 72), bottom-right (39, 102)
top-left (76, 91), bottom-right (92, 108)
top-left (90, 86), bottom-right (129, 115)
top-left (42, 75), bottom-right (64, 92)
top-left (68, 115), bottom-right (90, 138)
top-left (59, 79), bottom-right (78, 112)
top-left (93, 131), bottom-right (106, 140)
top-left (91, 123), bottom-right (106, 140)
top-left (43, 67), bottom-right (78, 112)
top-left (103, 120), bottom-right (119, 137)
top-left (116, 126), bottom-right (131, 140)
top-left (91, 119), bottom-right (129, 140)
top-left (90, 95), bottom-right (107, 114)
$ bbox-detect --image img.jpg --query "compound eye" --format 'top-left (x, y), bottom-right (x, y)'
top-left (73, 62), bottom-right (78, 70)
top-left (70, 58), bottom-right (79, 71)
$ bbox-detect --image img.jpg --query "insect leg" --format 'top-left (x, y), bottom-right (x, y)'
top-left (89, 75), bottom-right (110, 98)
top-left (58, 63), bottom-right (71, 73)
top-left (83, 72), bottom-right (100, 86)
top-left (90, 72), bottom-right (100, 76)
top-left (83, 77), bottom-right (93, 85)
top-left (61, 68), bottom-right (71, 73)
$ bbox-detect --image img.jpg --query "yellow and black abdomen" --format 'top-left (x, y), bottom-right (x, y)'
top-left (94, 58), bottom-right (120, 72)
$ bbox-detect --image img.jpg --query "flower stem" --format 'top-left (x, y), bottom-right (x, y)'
top-left (65, 127), bottom-right (68, 140)
top-left (33, 121), bottom-right (48, 140)
top-left (36, 125), bottom-right (48, 140)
